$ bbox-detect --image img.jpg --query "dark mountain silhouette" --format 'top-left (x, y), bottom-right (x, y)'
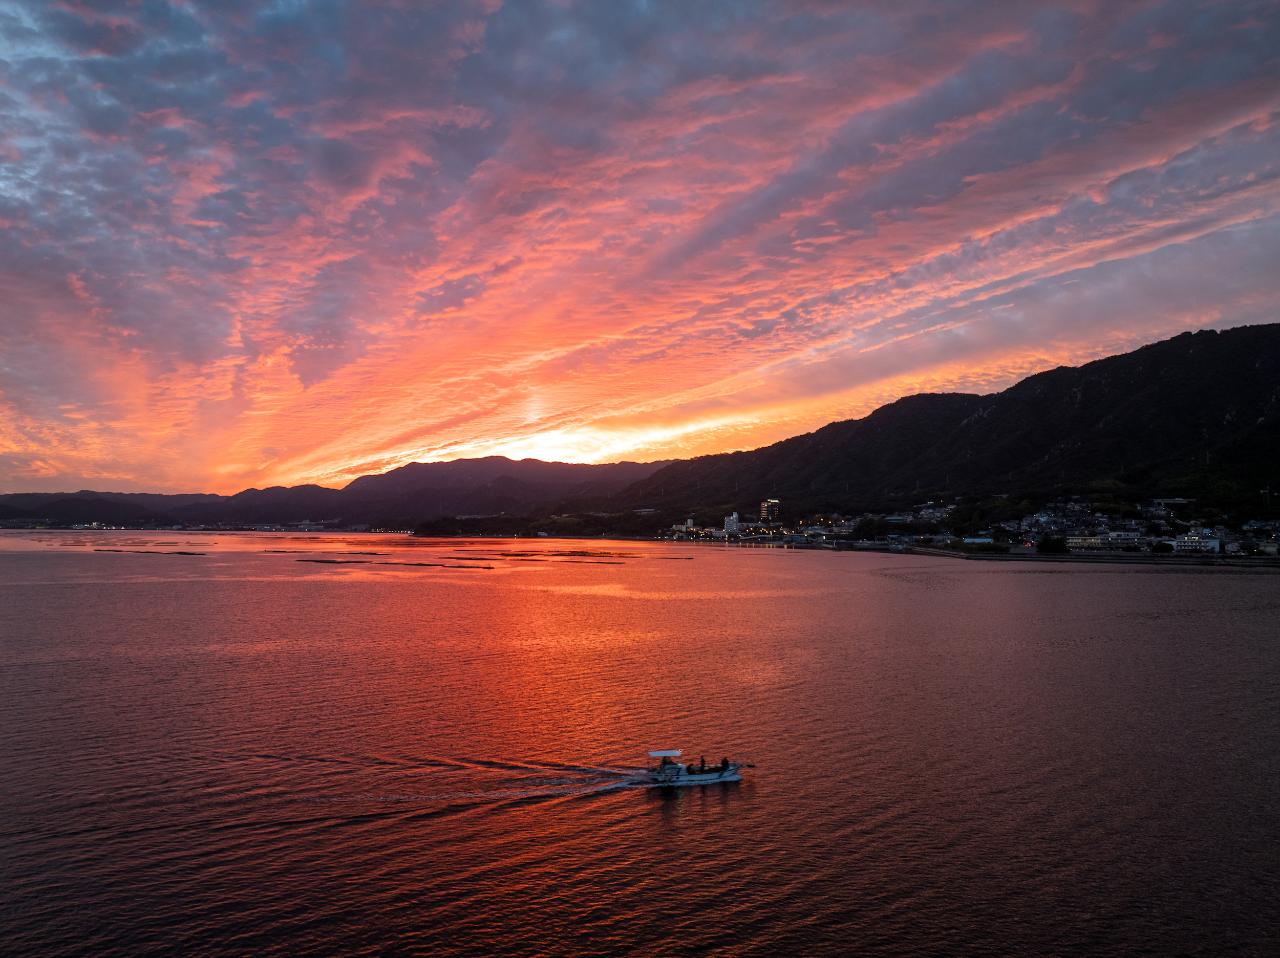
top-left (11, 496), bottom-right (172, 526)
top-left (336, 457), bottom-right (661, 521)
top-left (0, 490), bottom-right (221, 514)
top-left (619, 324), bottom-right (1280, 516)
top-left (1, 458), bottom-right (668, 525)
top-left (0, 501), bottom-right (30, 520)
top-left (3, 325), bottom-right (1277, 527)
top-left (171, 485), bottom-right (344, 524)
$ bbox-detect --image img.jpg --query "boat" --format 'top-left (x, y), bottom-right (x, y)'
top-left (647, 749), bottom-right (750, 786)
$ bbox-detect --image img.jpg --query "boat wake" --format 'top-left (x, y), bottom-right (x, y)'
top-left (383, 772), bottom-right (657, 806)
top-left (269, 751), bottom-right (667, 813)
top-left (235, 750), bottom-right (737, 818)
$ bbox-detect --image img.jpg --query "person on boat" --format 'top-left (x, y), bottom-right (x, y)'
top-left (699, 756), bottom-right (706, 772)
top-left (721, 756), bottom-right (730, 772)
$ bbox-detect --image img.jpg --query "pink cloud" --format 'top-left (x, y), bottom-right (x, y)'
top-left (1, 0), bottom-right (1278, 492)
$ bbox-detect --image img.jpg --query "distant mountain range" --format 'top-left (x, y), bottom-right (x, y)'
top-left (3, 324), bottom-right (1278, 527)
top-left (0, 458), bottom-right (667, 526)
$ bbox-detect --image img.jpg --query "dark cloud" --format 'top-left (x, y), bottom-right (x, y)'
top-left (40, 7), bottom-right (146, 56)
top-left (417, 275), bottom-right (486, 316)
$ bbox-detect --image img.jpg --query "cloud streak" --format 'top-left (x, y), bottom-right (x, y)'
top-left (1, 0), bottom-right (1277, 492)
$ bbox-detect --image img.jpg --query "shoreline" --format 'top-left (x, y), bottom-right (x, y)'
top-left (903, 545), bottom-right (1280, 570)
top-left (627, 536), bottom-right (1280, 570)
top-left (4, 527), bottom-right (1279, 571)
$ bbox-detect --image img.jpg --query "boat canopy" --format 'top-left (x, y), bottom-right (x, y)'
top-left (648, 749), bottom-right (682, 758)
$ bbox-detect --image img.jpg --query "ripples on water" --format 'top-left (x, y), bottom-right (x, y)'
top-left (1, 531), bottom-right (1278, 956)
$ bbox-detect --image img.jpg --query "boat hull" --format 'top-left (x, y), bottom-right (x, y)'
top-left (649, 770), bottom-right (741, 787)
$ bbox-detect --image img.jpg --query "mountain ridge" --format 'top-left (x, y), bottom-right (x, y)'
top-left (3, 324), bottom-right (1278, 525)
top-left (617, 324), bottom-right (1280, 517)
top-left (0, 456), bottom-right (670, 525)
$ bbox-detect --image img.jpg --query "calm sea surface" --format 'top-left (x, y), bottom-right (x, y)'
top-left (2, 531), bottom-right (1278, 956)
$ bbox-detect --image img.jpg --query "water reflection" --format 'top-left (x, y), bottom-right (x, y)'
top-left (2, 531), bottom-right (1278, 956)
top-left (646, 779), bottom-right (751, 819)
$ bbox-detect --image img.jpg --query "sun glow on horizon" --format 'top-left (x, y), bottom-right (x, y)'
top-left (291, 414), bottom-right (767, 489)
top-left (460, 423), bottom-right (774, 468)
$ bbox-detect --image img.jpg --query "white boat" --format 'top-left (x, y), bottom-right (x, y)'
top-left (647, 749), bottom-right (749, 786)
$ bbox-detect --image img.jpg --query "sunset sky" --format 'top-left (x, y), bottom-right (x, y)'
top-left (2, 1), bottom-right (1278, 493)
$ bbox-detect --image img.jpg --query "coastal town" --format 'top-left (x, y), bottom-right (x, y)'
top-left (660, 497), bottom-right (1280, 560)
top-left (5, 493), bottom-right (1278, 564)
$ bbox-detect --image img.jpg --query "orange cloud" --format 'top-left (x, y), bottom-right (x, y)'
top-left (2, 1), bottom-right (1279, 492)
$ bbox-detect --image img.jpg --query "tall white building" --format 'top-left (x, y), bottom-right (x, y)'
top-left (724, 512), bottom-right (741, 534)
